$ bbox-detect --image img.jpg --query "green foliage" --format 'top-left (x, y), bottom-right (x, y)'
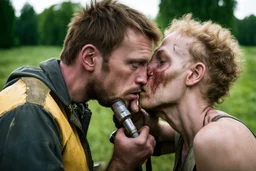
top-left (16, 3), bottom-right (38, 46)
top-left (37, 2), bottom-right (82, 46)
top-left (0, 0), bottom-right (15, 48)
top-left (0, 46), bottom-right (255, 170)
top-left (236, 15), bottom-right (256, 46)
top-left (156, 0), bottom-right (172, 31)
top-left (156, 0), bottom-right (237, 33)
top-left (0, 46), bottom-right (61, 88)
top-left (216, 47), bottom-right (256, 131)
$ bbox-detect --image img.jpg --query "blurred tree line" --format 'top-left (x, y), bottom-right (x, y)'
top-left (1, 1), bottom-right (81, 48)
top-left (0, 0), bottom-right (15, 48)
top-left (1, 0), bottom-right (256, 49)
top-left (156, 0), bottom-right (256, 46)
top-left (157, 0), bottom-right (237, 32)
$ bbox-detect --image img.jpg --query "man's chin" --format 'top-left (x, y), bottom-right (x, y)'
top-left (97, 100), bottom-right (109, 107)
top-left (97, 97), bottom-right (116, 108)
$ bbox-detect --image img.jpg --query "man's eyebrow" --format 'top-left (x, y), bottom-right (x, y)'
top-left (128, 57), bottom-right (149, 64)
top-left (137, 58), bottom-right (149, 63)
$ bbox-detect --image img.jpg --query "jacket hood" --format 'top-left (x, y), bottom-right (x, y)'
top-left (4, 58), bottom-right (71, 106)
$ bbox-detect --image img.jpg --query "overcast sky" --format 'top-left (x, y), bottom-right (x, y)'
top-left (11, 0), bottom-right (256, 20)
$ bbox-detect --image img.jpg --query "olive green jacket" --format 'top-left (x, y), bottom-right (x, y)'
top-left (0, 58), bottom-right (93, 171)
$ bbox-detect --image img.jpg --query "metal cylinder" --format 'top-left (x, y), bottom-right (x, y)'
top-left (111, 99), bottom-right (138, 137)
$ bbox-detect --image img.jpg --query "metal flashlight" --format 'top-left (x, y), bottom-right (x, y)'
top-left (111, 99), bottom-right (139, 138)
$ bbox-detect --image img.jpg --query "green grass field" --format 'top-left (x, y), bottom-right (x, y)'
top-left (0, 46), bottom-right (255, 170)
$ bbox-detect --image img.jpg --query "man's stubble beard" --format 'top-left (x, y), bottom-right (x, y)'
top-left (87, 60), bottom-right (114, 107)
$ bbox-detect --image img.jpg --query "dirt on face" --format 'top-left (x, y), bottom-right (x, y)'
top-left (149, 69), bottom-right (167, 94)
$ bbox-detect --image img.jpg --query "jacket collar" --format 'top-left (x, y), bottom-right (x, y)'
top-left (40, 58), bottom-right (71, 106)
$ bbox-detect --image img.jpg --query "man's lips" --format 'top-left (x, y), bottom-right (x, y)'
top-left (129, 93), bottom-right (139, 100)
top-left (127, 89), bottom-right (141, 100)
top-left (130, 91), bottom-right (140, 97)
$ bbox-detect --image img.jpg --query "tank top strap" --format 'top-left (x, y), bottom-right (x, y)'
top-left (211, 114), bottom-right (238, 122)
top-left (211, 114), bottom-right (256, 138)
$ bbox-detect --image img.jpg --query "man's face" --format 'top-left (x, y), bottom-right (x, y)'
top-left (91, 28), bottom-right (153, 107)
top-left (139, 31), bottom-right (193, 111)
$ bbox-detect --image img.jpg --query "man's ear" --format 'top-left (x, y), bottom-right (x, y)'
top-left (186, 62), bottom-right (206, 86)
top-left (80, 44), bottom-right (99, 71)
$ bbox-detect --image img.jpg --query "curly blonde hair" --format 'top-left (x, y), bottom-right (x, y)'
top-left (165, 14), bottom-right (243, 105)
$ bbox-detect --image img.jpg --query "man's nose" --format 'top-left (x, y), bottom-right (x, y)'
top-left (136, 71), bottom-right (147, 85)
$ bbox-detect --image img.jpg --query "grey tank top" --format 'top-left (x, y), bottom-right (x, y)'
top-left (173, 114), bottom-right (256, 171)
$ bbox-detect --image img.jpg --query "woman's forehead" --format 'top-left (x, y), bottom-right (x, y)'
top-left (158, 32), bottom-right (194, 58)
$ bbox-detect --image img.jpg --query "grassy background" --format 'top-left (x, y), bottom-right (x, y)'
top-left (1, 46), bottom-right (255, 170)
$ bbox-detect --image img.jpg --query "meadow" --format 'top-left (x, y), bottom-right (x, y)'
top-left (0, 46), bottom-right (255, 170)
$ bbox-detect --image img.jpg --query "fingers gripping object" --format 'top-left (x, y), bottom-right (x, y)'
top-left (109, 99), bottom-right (153, 171)
top-left (111, 99), bottom-right (139, 138)
top-left (110, 99), bottom-right (144, 171)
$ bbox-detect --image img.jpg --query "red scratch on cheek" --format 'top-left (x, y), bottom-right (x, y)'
top-left (149, 70), bottom-right (167, 94)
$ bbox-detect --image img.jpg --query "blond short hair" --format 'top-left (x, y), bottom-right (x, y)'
top-left (165, 14), bottom-right (242, 105)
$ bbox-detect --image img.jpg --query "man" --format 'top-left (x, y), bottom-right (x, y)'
top-left (0, 0), bottom-right (161, 170)
top-left (138, 14), bottom-right (256, 170)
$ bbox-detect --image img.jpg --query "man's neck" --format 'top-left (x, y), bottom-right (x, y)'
top-left (60, 61), bottom-right (89, 103)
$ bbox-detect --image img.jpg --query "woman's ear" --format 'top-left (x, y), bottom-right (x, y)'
top-left (80, 44), bottom-right (99, 71)
top-left (186, 62), bottom-right (206, 86)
